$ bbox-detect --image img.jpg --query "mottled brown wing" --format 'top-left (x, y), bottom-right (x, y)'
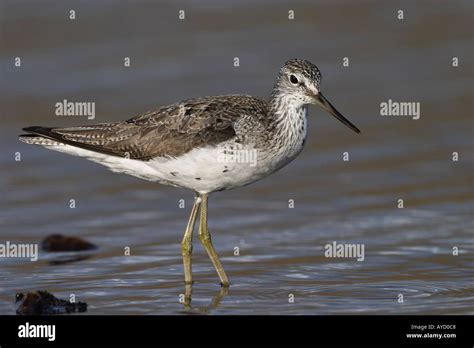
top-left (21, 95), bottom-right (267, 160)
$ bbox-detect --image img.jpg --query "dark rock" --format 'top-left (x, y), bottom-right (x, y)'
top-left (41, 234), bottom-right (97, 252)
top-left (15, 290), bottom-right (87, 315)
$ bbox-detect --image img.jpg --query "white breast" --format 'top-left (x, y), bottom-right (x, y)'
top-left (142, 105), bottom-right (310, 193)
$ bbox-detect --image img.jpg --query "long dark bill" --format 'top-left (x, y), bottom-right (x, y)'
top-left (316, 93), bottom-right (361, 134)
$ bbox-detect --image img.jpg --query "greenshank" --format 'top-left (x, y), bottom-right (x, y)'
top-left (19, 58), bottom-right (360, 287)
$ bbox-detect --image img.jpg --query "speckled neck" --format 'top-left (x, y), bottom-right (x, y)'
top-left (268, 91), bottom-right (308, 155)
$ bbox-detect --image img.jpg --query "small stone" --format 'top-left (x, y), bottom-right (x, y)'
top-left (41, 234), bottom-right (97, 252)
top-left (15, 291), bottom-right (87, 315)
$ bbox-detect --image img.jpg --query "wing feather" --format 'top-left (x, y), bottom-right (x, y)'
top-left (20, 95), bottom-right (268, 160)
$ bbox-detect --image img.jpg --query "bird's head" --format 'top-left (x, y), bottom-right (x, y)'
top-left (274, 58), bottom-right (360, 134)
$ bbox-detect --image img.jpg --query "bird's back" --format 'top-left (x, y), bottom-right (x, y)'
top-left (20, 94), bottom-right (270, 161)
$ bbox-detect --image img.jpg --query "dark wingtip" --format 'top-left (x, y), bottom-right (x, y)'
top-left (22, 126), bottom-right (44, 133)
top-left (19, 126), bottom-right (56, 143)
top-left (21, 126), bottom-right (56, 138)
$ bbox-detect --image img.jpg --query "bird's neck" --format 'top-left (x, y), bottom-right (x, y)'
top-left (267, 92), bottom-right (308, 148)
top-left (269, 91), bottom-right (307, 128)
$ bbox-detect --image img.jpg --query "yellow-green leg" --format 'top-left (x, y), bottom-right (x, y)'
top-left (183, 283), bottom-right (192, 310)
top-left (198, 193), bottom-right (230, 287)
top-left (182, 194), bottom-right (201, 285)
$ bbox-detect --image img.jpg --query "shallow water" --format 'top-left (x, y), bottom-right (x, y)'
top-left (0, 0), bottom-right (473, 315)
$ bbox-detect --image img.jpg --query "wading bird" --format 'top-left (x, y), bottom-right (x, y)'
top-left (20, 59), bottom-right (360, 287)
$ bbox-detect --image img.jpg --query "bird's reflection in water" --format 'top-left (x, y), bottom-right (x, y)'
top-left (181, 284), bottom-right (229, 314)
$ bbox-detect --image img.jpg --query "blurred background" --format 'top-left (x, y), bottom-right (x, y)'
top-left (0, 0), bottom-right (472, 314)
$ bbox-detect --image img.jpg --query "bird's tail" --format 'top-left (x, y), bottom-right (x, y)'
top-left (19, 127), bottom-right (63, 146)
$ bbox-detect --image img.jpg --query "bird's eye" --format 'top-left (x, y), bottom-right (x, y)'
top-left (289, 75), bottom-right (299, 84)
